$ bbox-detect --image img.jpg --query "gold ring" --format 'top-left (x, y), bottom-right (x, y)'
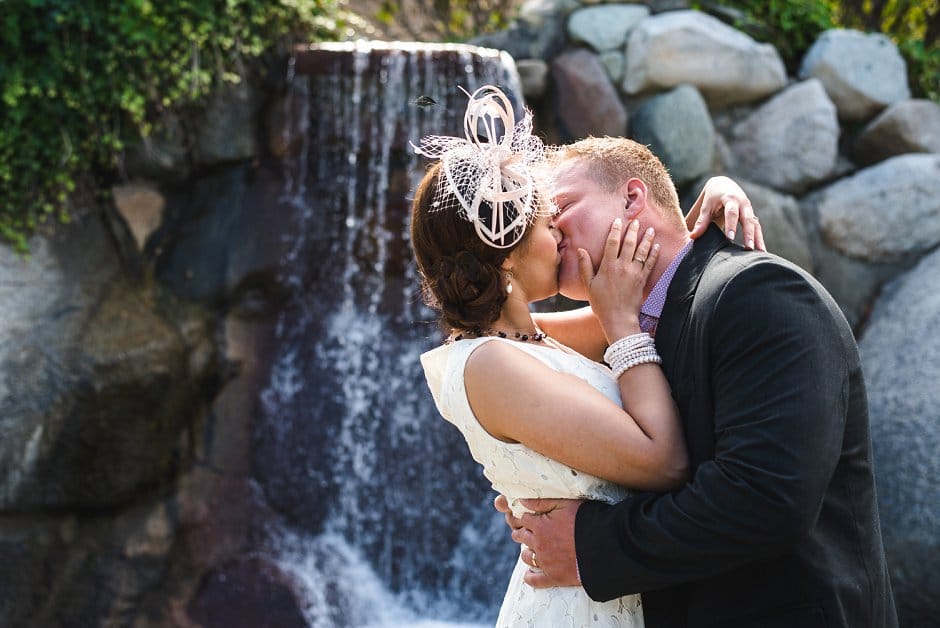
top-left (531, 551), bottom-right (539, 569)
top-left (634, 257), bottom-right (646, 264)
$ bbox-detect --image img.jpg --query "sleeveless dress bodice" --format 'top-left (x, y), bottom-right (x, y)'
top-left (421, 337), bottom-right (644, 627)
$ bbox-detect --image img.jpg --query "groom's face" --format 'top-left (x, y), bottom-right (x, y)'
top-left (551, 159), bottom-right (628, 301)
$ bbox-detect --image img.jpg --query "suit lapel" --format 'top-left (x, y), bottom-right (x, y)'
top-left (655, 225), bottom-right (729, 377)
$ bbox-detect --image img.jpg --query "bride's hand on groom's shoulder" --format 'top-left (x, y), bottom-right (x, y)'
top-left (495, 495), bottom-right (584, 589)
top-left (577, 218), bottom-right (657, 343)
top-left (688, 175), bottom-right (766, 251)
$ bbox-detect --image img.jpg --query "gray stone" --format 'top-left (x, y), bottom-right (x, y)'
top-left (0, 212), bottom-right (220, 511)
top-left (599, 50), bottom-right (625, 83)
top-left (729, 80), bottom-right (840, 192)
top-left (567, 4), bottom-right (650, 52)
top-left (798, 187), bottom-right (909, 330)
top-left (519, 0), bottom-right (580, 21)
top-left (647, 0), bottom-right (691, 11)
top-left (854, 99), bottom-right (940, 166)
top-left (799, 29), bottom-right (910, 122)
top-left (739, 180), bottom-right (813, 272)
top-left (860, 247), bottom-right (940, 627)
top-left (472, 22), bottom-right (563, 61)
top-left (155, 163), bottom-right (292, 309)
top-left (187, 558), bottom-right (308, 628)
top-left (517, 59), bottom-right (549, 100)
top-left (0, 498), bottom-right (183, 627)
top-left (729, 79), bottom-right (839, 193)
top-left (803, 233), bottom-right (897, 330)
top-left (193, 79), bottom-right (261, 167)
top-left (816, 154), bottom-right (940, 262)
top-left (631, 85), bottom-right (714, 185)
top-left (123, 112), bottom-right (191, 182)
top-left (551, 48), bottom-right (628, 139)
top-left (480, 0), bottom-right (579, 60)
top-left (622, 10), bottom-right (787, 107)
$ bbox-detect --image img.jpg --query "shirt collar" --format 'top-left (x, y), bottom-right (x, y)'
top-left (641, 239), bottom-right (693, 319)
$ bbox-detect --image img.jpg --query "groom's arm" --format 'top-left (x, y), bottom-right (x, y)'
top-left (575, 260), bottom-right (852, 600)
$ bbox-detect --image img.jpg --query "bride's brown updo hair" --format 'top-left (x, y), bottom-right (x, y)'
top-left (411, 161), bottom-right (534, 332)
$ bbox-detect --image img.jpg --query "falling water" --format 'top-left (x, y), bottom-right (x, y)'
top-left (254, 42), bottom-right (524, 626)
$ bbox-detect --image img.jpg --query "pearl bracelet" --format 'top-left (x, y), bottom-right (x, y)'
top-left (604, 332), bottom-right (662, 379)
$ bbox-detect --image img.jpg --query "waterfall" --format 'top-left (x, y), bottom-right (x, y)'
top-left (254, 42), bottom-right (524, 626)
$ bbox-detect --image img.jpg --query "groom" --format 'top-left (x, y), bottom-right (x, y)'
top-left (502, 137), bottom-right (898, 627)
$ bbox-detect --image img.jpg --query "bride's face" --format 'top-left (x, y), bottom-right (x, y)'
top-left (506, 214), bottom-right (562, 303)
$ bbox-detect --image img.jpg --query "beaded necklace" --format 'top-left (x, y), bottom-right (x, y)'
top-left (450, 327), bottom-right (547, 343)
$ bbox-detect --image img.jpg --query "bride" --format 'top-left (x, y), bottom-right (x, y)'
top-left (411, 86), bottom-right (761, 626)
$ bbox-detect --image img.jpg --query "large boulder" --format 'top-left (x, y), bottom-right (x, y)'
top-left (631, 84), bottom-right (714, 186)
top-left (815, 154), bottom-right (940, 263)
top-left (860, 246), bottom-right (940, 628)
top-left (566, 3), bottom-right (649, 52)
top-left (0, 209), bottom-right (226, 626)
top-left (622, 10), bottom-right (787, 107)
top-left (552, 48), bottom-right (628, 139)
top-left (516, 59), bottom-right (549, 100)
top-left (153, 163), bottom-right (292, 312)
top-left (473, 0), bottom-right (577, 60)
top-left (728, 79), bottom-right (839, 193)
top-left (738, 180), bottom-right (813, 272)
top-left (0, 497), bottom-right (182, 627)
top-left (0, 211), bottom-right (219, 511)
top-left (799, 29), bottom-right (910, 122)
top-left (193, 78), bottom-right (262, 167)
top-left (854, 99), bottom-right (940, 166)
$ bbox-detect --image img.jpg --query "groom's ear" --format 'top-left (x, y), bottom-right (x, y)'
top-left (622, 178), bottom-right (648, 219)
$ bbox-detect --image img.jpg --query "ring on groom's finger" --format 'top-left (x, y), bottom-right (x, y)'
top-left (634, 257), bottom-right (646, 264)
top-left (531, 551), bottom-right (539, 569)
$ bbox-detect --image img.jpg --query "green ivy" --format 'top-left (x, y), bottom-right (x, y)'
top-left (900, 38), bottom-right (940, 103)
top-left (0, 0), bottom-right (345, 252)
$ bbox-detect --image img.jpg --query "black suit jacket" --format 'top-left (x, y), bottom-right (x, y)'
top-left (575, 226), bottom-right (897, 628)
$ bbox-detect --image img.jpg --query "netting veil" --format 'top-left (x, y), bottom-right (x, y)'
top-left (412, 85), bottom-right (551, 249)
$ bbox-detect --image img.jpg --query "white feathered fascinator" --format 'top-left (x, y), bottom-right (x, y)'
top-left (412, 85), bottom-right (551, 249)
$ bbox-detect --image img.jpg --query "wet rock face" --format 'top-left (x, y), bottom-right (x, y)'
top-left (0, 206), bottom-right (226, 624)
top-left (187, 559), bottom-right (308, 628)
top-left (0, 211), bottom-right (220, 511)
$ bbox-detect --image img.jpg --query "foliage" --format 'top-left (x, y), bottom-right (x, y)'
top-left (376, 0), bottom-right (522, 41)
top-left (700, 0), bottom-right (835, 72)
top-left (704, 0), bottom-right (939, 102)
top-left (0, 0), bottom-right (347, 252)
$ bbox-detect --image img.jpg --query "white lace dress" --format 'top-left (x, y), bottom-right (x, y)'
top-left (420, 336), bottom-right (644, 627)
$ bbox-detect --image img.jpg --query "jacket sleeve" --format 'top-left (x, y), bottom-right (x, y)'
top-left (575, 260), bottom-right (854, 601)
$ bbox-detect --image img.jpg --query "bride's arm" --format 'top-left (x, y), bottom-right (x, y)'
top-left (687, 175), bottom-right (766, 250)
top-left (464, 339), bottom-right (687, 491)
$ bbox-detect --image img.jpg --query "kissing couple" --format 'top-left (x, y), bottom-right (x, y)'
top-left (414, 85), bottom-right (896, 628)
